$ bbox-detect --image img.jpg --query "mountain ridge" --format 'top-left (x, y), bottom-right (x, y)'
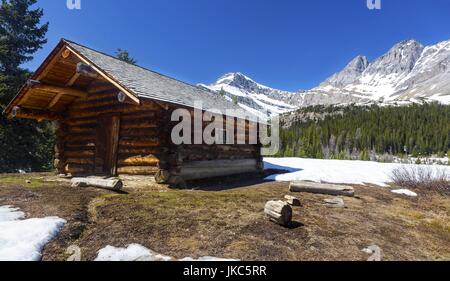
top-left (201, 38), bottom-right (450, 117)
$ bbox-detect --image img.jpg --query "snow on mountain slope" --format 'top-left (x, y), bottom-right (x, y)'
top-left (201, 39), bottom-right (450, 115)
top-left (344, 40), bottom-right (424, 100)
top-left (199, 73), bottom-right (298, 118)
top-left (300, 39), bottom-right (450, 106)
top-left (320, 55), bottom-right (370, 88)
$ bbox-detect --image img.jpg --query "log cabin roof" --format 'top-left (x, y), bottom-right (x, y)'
top-left (4, 39), bottom-right (261, 121)
top-left (62, 39), bottom-right (259, 120)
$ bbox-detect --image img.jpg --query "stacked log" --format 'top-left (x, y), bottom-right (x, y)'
top-left (54, 122), bottom-right (67, 174)
top-left (57, 85), bottom-right (264, 180)
top-left (59, 88), bottom-right (164, 176)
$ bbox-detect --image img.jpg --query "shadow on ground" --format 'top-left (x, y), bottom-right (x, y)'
top-left (185, 169), bottom-right (291, 191)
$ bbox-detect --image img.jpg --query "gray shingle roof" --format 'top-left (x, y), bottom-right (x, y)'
top-left (64, 39), bottom-right (259, 121)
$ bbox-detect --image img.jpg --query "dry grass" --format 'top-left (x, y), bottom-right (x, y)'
top-left (0, 173), bottom-right (449, 261)
top-left (391, 166), bottom-right (449, 194)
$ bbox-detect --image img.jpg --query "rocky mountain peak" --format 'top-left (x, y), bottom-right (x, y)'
top-left (348, 55), bottom-right (370, 72)
top-left (319, 55), bottom-right (369, 88)
top-left (216, 72), bottom-right (262, 91)
top-left (364, 39), bottom-right (424, 75)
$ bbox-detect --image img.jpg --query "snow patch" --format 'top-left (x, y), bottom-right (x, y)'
top-left (391, 189), bottom-right (418, 197)
top-left (0, 206), bottom-right (25, 222)
top-left (263, 158), bottom-right (450, 187)
top-left (95, 244), bottom-right (238, 261)
top-left (0, 206), bottom-right (66, 261)
top-left (95, 244), bottom-right (172, 261)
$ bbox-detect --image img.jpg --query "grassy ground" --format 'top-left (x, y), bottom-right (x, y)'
top-left (0, 172), bottom-right (449, 261)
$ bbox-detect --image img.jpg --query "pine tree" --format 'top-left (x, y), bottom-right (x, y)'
top-left (277, 103), bottom-right (450, 161)
top-left (0, 0), bottom-right (53, 172)
top-left (115, 48), bottom-right (137, 65)
top-left (232, 95), bottom-right (238, 105)
top-left (219, 87), bottom-right (225, 97)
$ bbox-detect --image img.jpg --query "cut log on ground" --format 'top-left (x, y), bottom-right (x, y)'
top-left (284, 195), bottom-right (301, 206)
top-left (264, 200), bottom-right (292, 227)
top-left (71, 177), bottom-right (123, 191)
top-left (289, 181), bottom-right (355, 197)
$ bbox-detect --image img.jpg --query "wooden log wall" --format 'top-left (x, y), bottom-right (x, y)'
top-left (54, 85), bottom-right (262, 180)
top-left (55, 86), bottom-right (167, 176)
top-left (163, 105), bottom-right (264, 181)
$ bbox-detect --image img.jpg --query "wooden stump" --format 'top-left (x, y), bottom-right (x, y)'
top-left (71, 177), bottom-right (123, 191)
top-left (289, 181), bottom-right (355, 197)
top-left (264, 200), bottom-right (292, 226)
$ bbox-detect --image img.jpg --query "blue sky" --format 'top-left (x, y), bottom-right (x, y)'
top-left (25, 0), bottom-right (450, 91)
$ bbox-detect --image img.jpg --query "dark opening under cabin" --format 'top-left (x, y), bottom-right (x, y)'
top-left (3, 39), bottom-right (264, 184)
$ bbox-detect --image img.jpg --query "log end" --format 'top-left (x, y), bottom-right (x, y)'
top-left (264, 200), bottom-right (292, 227)
top-left (284, 195), bottom-right (301, 207)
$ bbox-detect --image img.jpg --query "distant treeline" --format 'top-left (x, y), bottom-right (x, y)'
top-left (277, 103), bottom-right (450, 161)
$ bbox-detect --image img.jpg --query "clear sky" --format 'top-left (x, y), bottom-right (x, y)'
top-left (24, 0), bottom-right (450, 91)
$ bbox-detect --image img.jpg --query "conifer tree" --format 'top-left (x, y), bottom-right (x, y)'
top-left (0, 0), bottom-right (53, 172)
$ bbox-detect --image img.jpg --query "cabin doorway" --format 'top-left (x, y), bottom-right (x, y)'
top-left (95, 114), bottom-right (121, 176)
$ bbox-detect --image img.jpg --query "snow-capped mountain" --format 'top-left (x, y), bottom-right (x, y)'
top-left (199, 73), bottom-right (298, 118)
top-left (201, 39), bottom-right (450, 117)
top-left (300, 39), bottom-right (450, 106)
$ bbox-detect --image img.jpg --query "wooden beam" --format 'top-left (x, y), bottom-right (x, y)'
top-left (66, 72), bottom-right (81, 87)
top-left (36, 47), bottom-right (67, 81)
top-left (65, 45), bottom-right (140, 104)
top-left (26, 79), bottom-right (41, 87)
top-left (9, 107), bottom-right (64, 121)
top-left (47, 72), bottom-right (82, 109)
top-left (18, 80), bottom-right (40, 106)
top-left (48, 93), bottom-right (64, 108)
top-left (86, 82), bottom-right (116, 94)
top-left (76, 63), bottom-right (99, 79)
top-left (154, 100), bottom-right (169, 110)
top-left (32, 84), bottom-right (87, 98)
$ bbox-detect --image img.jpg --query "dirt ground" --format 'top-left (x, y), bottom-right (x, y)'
top-left (0, 172), bottom-right (449, 261)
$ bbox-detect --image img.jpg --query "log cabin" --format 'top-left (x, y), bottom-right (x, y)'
top-left (3, 39), bottom-right (264, 185)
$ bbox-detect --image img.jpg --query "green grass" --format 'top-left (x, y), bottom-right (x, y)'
top-left (0, 175), bottom-right (47, 188)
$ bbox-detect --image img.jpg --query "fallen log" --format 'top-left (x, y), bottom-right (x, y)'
top-left (71, 177), bottom-right (123, 191)
top-left (289, 181), bottom-right (355, 197)
top-left (264, 200), bottom-right (292, 227)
